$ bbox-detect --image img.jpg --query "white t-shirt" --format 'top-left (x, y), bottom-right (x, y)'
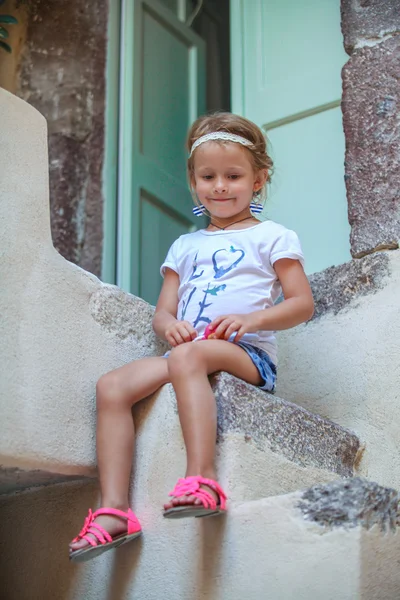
top-left (160, 220), bottom-right (304, 365)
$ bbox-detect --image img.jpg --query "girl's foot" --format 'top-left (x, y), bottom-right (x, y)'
top-left (69, 507), bottom-right (142, 563)
top-left (69, 511), bottom-right (129, 552)
top-left (163, 482), bottom-right (218, 510)
top-left (163, 476), bottom-right (227, 519)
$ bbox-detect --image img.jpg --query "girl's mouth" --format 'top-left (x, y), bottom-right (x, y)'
top-left (208, 197), bottom-right (235, 202)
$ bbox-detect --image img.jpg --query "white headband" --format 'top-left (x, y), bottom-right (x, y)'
top-left (189, 132), bottom-right (254, 157)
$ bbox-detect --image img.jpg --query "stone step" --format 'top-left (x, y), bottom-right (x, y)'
top-left (1, 478), bottom-right (398, 600)
top-left (0, 466), bottom-right (89, 496)
top-left (1, 368), bottom-right (360, 500)
top-left (213, 371), bottom-right (360, 477)
top-left (131, 372), bottom-right (361, 508)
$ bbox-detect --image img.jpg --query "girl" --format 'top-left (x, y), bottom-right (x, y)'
top-left (69, 112), bottom-right (314, 562)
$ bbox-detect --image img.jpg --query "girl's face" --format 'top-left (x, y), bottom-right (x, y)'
top-left (191, 142), bottom-right (265, 220)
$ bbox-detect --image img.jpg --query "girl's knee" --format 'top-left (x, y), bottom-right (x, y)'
top-left (96, 372), bottom-right (127, 410)
top-left (168, 343), bottom-right (205, 377)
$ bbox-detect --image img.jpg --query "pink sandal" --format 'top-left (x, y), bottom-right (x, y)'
top-left (69, 507), bottom-right (142, 563)
top-left (163, 476), bottom-right (227, 519)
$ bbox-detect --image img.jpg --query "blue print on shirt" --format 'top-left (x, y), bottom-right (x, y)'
top-left (180, 245), bottom-right (246, 328)
top-left (212, 246), bottom-right (245, 279)
top-left (193, 283), bottom-right (227, 328)
top-left (188, 251), bottom-right (204, 282)
top-left (205, 284), bottom-right (227, 296)
top-left (181, 287), bottom-right (196, 320)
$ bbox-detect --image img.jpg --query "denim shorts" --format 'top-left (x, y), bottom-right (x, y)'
top-left (236, 341), bottom-right (277, 393)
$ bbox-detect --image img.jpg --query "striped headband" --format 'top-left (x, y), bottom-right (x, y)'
top-left (189, 132), bottom-right (254, 157)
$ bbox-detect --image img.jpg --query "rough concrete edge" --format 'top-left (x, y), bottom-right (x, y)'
top-left (0, 465), bottom-right (95, 496)
top-left (89, 283), bottom-right (169, 353)
top-left (298, 477), bottom-right (399, 532)
top-left (212, 372), bottom-right (360, 477)
top-left (1, 82), bottom-right (47, 125)
top-left (308, 251), bottom-right (391, 321)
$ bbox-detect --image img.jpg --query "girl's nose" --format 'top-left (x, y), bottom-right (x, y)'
top-left (213, 179), bottom-right (228, 194)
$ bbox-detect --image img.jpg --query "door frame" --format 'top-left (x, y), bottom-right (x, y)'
top-left (103, 0), bottom-right (205, 294)
top-left (230, 0), bottom-right (245, 116)
top-left (101, 0), bottom-right (121, 284)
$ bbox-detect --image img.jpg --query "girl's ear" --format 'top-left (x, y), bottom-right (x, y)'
top-left (253, 169), bottom-right (268, 192)
top-left (190, 173), bottom-right (197, 191)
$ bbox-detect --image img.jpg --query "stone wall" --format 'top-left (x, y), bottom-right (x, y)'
top-left (16, 0), bottom-right (108, 276)
top-left (341, 0), bottom-right (400, 258)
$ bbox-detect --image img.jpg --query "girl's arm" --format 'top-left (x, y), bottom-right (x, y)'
top-left (152, 268), bottom-right (197, 346)
top-left (252, 257), bottom-right (314, 330)
top-left (210, 259), bottom-right (314, 341)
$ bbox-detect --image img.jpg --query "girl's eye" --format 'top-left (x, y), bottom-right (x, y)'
top-left (202, 175), bottom-right (213, 180)
top-left (229, 175), bottom-right (240, 180)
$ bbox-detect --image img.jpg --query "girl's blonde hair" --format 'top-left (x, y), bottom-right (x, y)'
top-left (187, 112), bottom-right (274, 203)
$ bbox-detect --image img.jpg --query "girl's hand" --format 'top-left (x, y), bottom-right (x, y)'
top-left (209, 314), bottom-right (257, 343)
top-left (165, 320), bottom-right (197, 347)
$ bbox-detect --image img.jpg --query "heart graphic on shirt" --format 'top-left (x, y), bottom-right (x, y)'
top-left (212, 246), bottom-right (245, 279)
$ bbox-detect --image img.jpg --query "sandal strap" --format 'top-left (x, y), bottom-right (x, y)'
top-left (89, 523), bottom-right (113, 544)
top-left (81, 523), bottom-right (112, 547)
top-left (72, 507), bottom-right (141, 547)
top-left (169, 476), bottom-right (227, 510)
top-left (72, 508), bottom-right (95, 543)
top-left (93, 507), bottom-right (141, 535)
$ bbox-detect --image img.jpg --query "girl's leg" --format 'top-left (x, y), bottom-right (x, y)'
top-left (164, 340), bottom-right (261, 509)
top-left (70, 356), bottom-right (169, 551)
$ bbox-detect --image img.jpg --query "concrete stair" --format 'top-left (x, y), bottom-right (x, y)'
top-left (1, 476), bottom-right (399, 600)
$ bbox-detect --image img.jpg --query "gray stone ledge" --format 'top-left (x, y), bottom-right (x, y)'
top-left (308, 251), bottom-right (391, 320)
top-left (89, 284), bottom-right (168, 354)
top-left (299, 477), bottom-right (398, 531)
top-left (0, 466), bottom-right (93, 496)
top-left (212, 372), bottom-right (360, 477)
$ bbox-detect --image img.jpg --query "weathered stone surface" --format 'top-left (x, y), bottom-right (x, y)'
top-left (212, 372), bottom-right (360, 477)
top-left (299, 477), bottom-right (398, 531)
top-left (309, 251), bottom-right (390, 319)
top-left (89, 284), bottom-right (169, 354)
top-left (0, 466), bottom-right (91, 496)
top-left (18, 0), bottom-right (108, 276)
top-left (341, 0), bottom-right (400, 55)
top-left (342, 35), bottom-right (400, 258)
